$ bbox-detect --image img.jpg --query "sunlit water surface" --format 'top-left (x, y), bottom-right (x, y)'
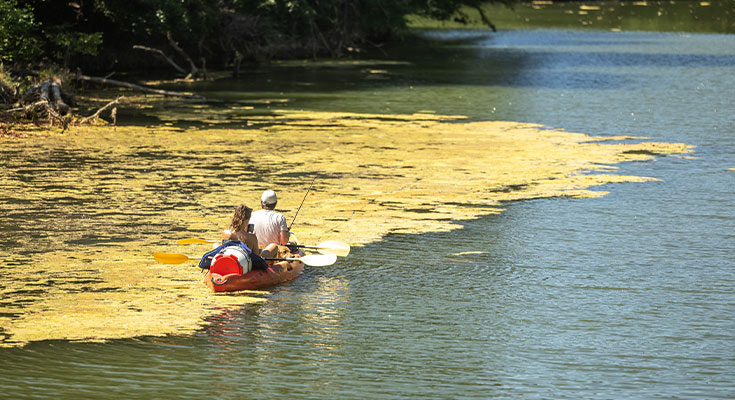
top-left (1, 30), bottom-right (734, 399)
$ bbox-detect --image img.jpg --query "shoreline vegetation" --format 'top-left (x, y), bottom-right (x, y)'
top-left (2, 0), bottom-right (505, 132)
top-left (1, 0), bottom-right (732, 135)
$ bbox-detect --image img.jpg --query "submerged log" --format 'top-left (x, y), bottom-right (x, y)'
top-left (74, 73), bottom-right (209, 101)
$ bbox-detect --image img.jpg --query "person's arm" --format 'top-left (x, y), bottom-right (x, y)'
top-left (278, 213), bottom-right (290, 245)
top-left (245, 233), bottom-right (260, 255)
top-left (279, 229), bottom-right (290, 245)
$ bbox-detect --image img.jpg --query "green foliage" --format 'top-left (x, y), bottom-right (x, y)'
top-left (51, 32), bottom-right (104, 57)
top-left (0, 64), bottom-right (15, 87)
top-left (89, 0), bottom-right (221, 45)
top-left (0, 0), bottom-right (41, 63)
top-left (48, 31), bottom-right (104, 67)
top-left (3, 0), bottom-right (518, 71)
top-left (36, 67), bottom-right (72, 84)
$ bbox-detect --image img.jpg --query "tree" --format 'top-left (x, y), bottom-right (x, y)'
top-left (3, 0), bottom-right (518, 72)
top-left (0, 0), bottom-right (40, 64)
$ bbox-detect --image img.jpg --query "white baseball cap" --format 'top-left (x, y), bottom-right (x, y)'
top-left (261, 189), bottom-right (277, 205)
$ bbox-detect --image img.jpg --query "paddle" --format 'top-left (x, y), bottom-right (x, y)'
top-left (176, 238), bottom-right (217, 245)
top-left (265, 253), bottom-right (337, 267)
top-left (153, 252), bottom-right (199, 264)
top-left (153, 252), bottom-right (337, 267)
top-left (288, 240), bottom-right (350, 257)
top-left (176, 238), bottom-right (350, 257)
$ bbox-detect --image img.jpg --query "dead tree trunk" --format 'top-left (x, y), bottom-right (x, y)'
top-left (23, 78), bottom-right (72, 114)
top-left (6, 77), bottom-right (75, 128)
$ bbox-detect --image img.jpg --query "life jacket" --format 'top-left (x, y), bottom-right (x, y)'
top-left (199, 240), bottom-right (255, 275)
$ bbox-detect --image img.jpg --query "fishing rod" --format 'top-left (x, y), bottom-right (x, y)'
top-left (289, 176), bottom-right (317, 231)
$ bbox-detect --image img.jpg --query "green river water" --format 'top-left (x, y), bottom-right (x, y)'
top-left (1, 3), bottom-right (734, 399)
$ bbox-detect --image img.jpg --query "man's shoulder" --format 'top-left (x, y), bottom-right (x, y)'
top-left (252, 209), bottom-right (284, 221)
top-left (251, 209), bottom-right (268, 219)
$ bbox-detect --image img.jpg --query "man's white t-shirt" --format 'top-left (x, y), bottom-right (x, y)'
top-left (250, 209), bottom-right (288, 247)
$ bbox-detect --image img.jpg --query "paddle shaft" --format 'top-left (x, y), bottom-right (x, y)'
top-left (286, 241), bottom-right (350, 257)
top-left (287, 244), bottom-right (326, 250)
top-left (198, 256), bottom-right (313, 263)
top-left (154, 252), bottom-right (335, 267)
top-left (267, 253), bottom-right (336, 266)
top-left (176, 238), bottom-right (349, 258)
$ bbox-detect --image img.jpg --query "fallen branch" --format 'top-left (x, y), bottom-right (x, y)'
top-left (167, 32), bottom-right (201, 79)
top-left (133, 45), bottom-right (188, 75)
top-left (1, 78), bottom-right (74, 129)
top-left (6, 98), bottom-right (70, 130)
top-left (474, 6), bottom-right (497, 32)
top-left (79, 96), bottom-right (123, 124)
top-left (43, 100), bottom-right (68, 129)
top-left (74, 73), bottom-right (209, 101)
top-left (5, 100), bottom-right (45, 114)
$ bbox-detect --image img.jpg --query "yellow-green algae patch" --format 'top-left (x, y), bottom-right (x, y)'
top-left (0, 250), bottom-right (267, 347)
top-left (0, 110), bottom-right (692, 347)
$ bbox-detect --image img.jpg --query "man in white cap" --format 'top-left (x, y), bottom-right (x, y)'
top-left (250, 189), bottom-right (290, 247)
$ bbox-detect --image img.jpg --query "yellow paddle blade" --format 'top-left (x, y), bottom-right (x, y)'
top-left (314, 240), bottom-right (351, 257)
top-left (177, 238), bottom-right (216, 245)
top-left (153, 252), bottom-right (199, 264)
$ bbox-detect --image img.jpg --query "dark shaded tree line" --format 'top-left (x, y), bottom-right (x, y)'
top-left (1, 0), bottom-right (514, 74)
top-left (1, 0), bottom-right (514, 129)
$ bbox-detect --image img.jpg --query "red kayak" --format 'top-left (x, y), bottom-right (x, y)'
top-left (204, 246), bottom-right (304, 292)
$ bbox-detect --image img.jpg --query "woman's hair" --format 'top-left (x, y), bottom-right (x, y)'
top-left (230, 204), bottom-right (253, 232)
